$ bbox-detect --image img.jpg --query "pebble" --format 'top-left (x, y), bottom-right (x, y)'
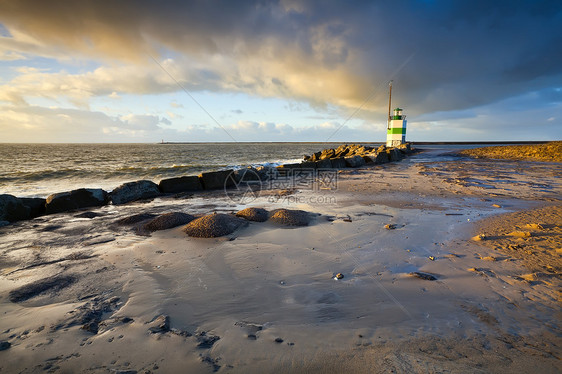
top-left (0, 341), bottom-right (11, 351)
top-left (471, 234), bottom-right (486, 241)
top-left (274, 338), bottom-right (284, 343)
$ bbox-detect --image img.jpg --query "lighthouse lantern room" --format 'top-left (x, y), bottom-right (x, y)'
top-left (385, 81), bottom-right (407, 147)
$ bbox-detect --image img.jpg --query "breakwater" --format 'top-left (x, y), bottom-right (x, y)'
top-left (0, 143), bottom-right (414, 225)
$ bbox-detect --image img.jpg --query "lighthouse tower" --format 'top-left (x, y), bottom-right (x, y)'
top-left (386, 107), bottom-right (407, 147)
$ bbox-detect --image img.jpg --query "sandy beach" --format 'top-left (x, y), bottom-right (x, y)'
top-left (1, 147), bottom-right (561, 373)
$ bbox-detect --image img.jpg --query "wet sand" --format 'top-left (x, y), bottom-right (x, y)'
top-left (1, 150), bottom-right (561, 373)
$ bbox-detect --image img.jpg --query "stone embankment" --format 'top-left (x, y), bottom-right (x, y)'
top-left (0, 143), bottom-right (414, 225)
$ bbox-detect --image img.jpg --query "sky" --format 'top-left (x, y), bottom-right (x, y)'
top-left (0, 0), bottom-right (561, 143)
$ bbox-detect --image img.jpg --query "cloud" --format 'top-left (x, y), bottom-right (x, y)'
top-left (0, 104), bottom-right (175, 142)
top-left (0, 0), bottom-right (559, 118)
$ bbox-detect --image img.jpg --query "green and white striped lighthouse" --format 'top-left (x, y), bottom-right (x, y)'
top-left (386, 81), bottom-right (407, 147)
top-left (386, 107), bottom-right (407, 146)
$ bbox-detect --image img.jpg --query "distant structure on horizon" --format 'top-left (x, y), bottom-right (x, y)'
top-left (386, 81), bottom-right (407, 147)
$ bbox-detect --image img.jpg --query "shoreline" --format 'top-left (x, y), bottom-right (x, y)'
top-left (0, 144), bottom-right (561, 373)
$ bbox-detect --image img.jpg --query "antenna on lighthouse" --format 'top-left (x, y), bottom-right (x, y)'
top-left (387, 80), bottom-right (393, 130)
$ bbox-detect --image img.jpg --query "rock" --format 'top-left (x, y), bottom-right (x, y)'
top-left (236, 207), bottom-right (269, 222)
top-left (374, 152), bottom-right (389, 164)
top-left (148, 315), bottom-right (170, 333)
top-left (310, 151), bottom-right (322, 161)
top-left (269, 209), bottom-right (311, 226)
top-left (255, 165), bottom-right (279, 180)
top-left (45, 188), bottom-right (108, 214)
top-left (274, 338), bottom-right (284, 343)
top-left (0, 194), bottom-right (30, 222)
top-left (277, 163), bottom-right (302, 170)
top-left (330, 157), bottom-right (347, 169)
top-left (320, 148), bottom-right (336, 160)
top-left (159, 176), bottom-right (202, 193)
top-left (143, 212), bottom-right (195, 232)
top-left (233, 167), bottom-right (262, 183)
top-left (116, 213), bottom-right (157, 225)
top-left (397, 143), bottom-right (411, 153)
top-left (409, 272), bottom-right (438, 281)
top-left (0, 341), bottom-right (10, 351)
top-left (199, 170), bottom-right (235, 190)
top-left (315, 159), bottom-right (332, 169)
top-left (0, 221), bottom-right (9, 227)
top-left (110, 180), bottom-right (160, 205)
top-left (300, 161), bottom-right (317, 169)
top-left (334, 144), bottom-right (351, 157)
top-left (20, 197), bottom-right (46, 218)
top-left (183, 213), bottom-right (247, 237)
top-left (344, 155), bottom-right (366, 168)
top-left (388, 148), bottom-right (404, 161)
top-left (471, 234), bottom-right (487, 241)
top-left (377, 145), bottom-right (387, 153)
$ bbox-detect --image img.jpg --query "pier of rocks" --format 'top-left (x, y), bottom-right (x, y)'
top-left (0, 143), bottom-right (414, 225)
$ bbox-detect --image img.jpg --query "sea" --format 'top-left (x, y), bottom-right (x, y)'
top-left (0, 142), bottom-right (525, 198)
top-left (0, 143), bottom-right (371, 198)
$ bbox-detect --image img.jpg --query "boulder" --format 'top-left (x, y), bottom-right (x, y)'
top-left (300, 161), bottom-right (317, 169)
top-left (330, 158), bottom-right (347, 169)
top-left (143, 212), bottom-right (195, 232)
top-left (344, 155), bottom-right (366, 168)
top-left (0, 194), bottom-right (30, 222)
top-left (315, 159), bottom-right (332, 169)
top-left (377, 144), bottom-right (387, 153)
top-left (111, 180), bottom-right (160, 205)
top-left (388, 148), bottom-right (404, 162)
top-left (362, 155), bottom-right (374, 164)
top-left (397, 143), bottom-right (412, 153)
top-left (199, 170), bottom-right (235, 190)
top-left (255, 165), bottom-right (279, 180)
top-left (20, 197), bottom-right (46, 218)
top-left (45, 188), bottom-right (108, 214)
top-left (183, 213), bottom-right (247, 237)
top-left (233, 167), bottom-right (262, 183)
top-left (236, 207), bottom-right (269, 222)
top-left (374, 152), bottom-right (389, 164)
top-left (310, 151), bottom-right (322, 162)
top-left (159, 176), bottom-right (202, 193)
top-left (269, 209), bottom-right (311, 226)
top-left (277, 163), bottom-right (301, 170)
top-left (319, 149), bottom-right (336, 160)
top-left (334, 144), bottom-right (350, 157)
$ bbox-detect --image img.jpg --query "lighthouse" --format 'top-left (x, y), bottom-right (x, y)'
top-left (386, 108), bottom-right (407, 146)
top-left (386, 81), bottom-right (407, 147)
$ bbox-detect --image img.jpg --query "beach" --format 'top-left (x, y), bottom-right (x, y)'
top-left (0, 145), bottom-right (560, 373)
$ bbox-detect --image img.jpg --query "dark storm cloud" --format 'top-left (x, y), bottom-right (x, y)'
top-left (0, 0), bottom-right (561, 116)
